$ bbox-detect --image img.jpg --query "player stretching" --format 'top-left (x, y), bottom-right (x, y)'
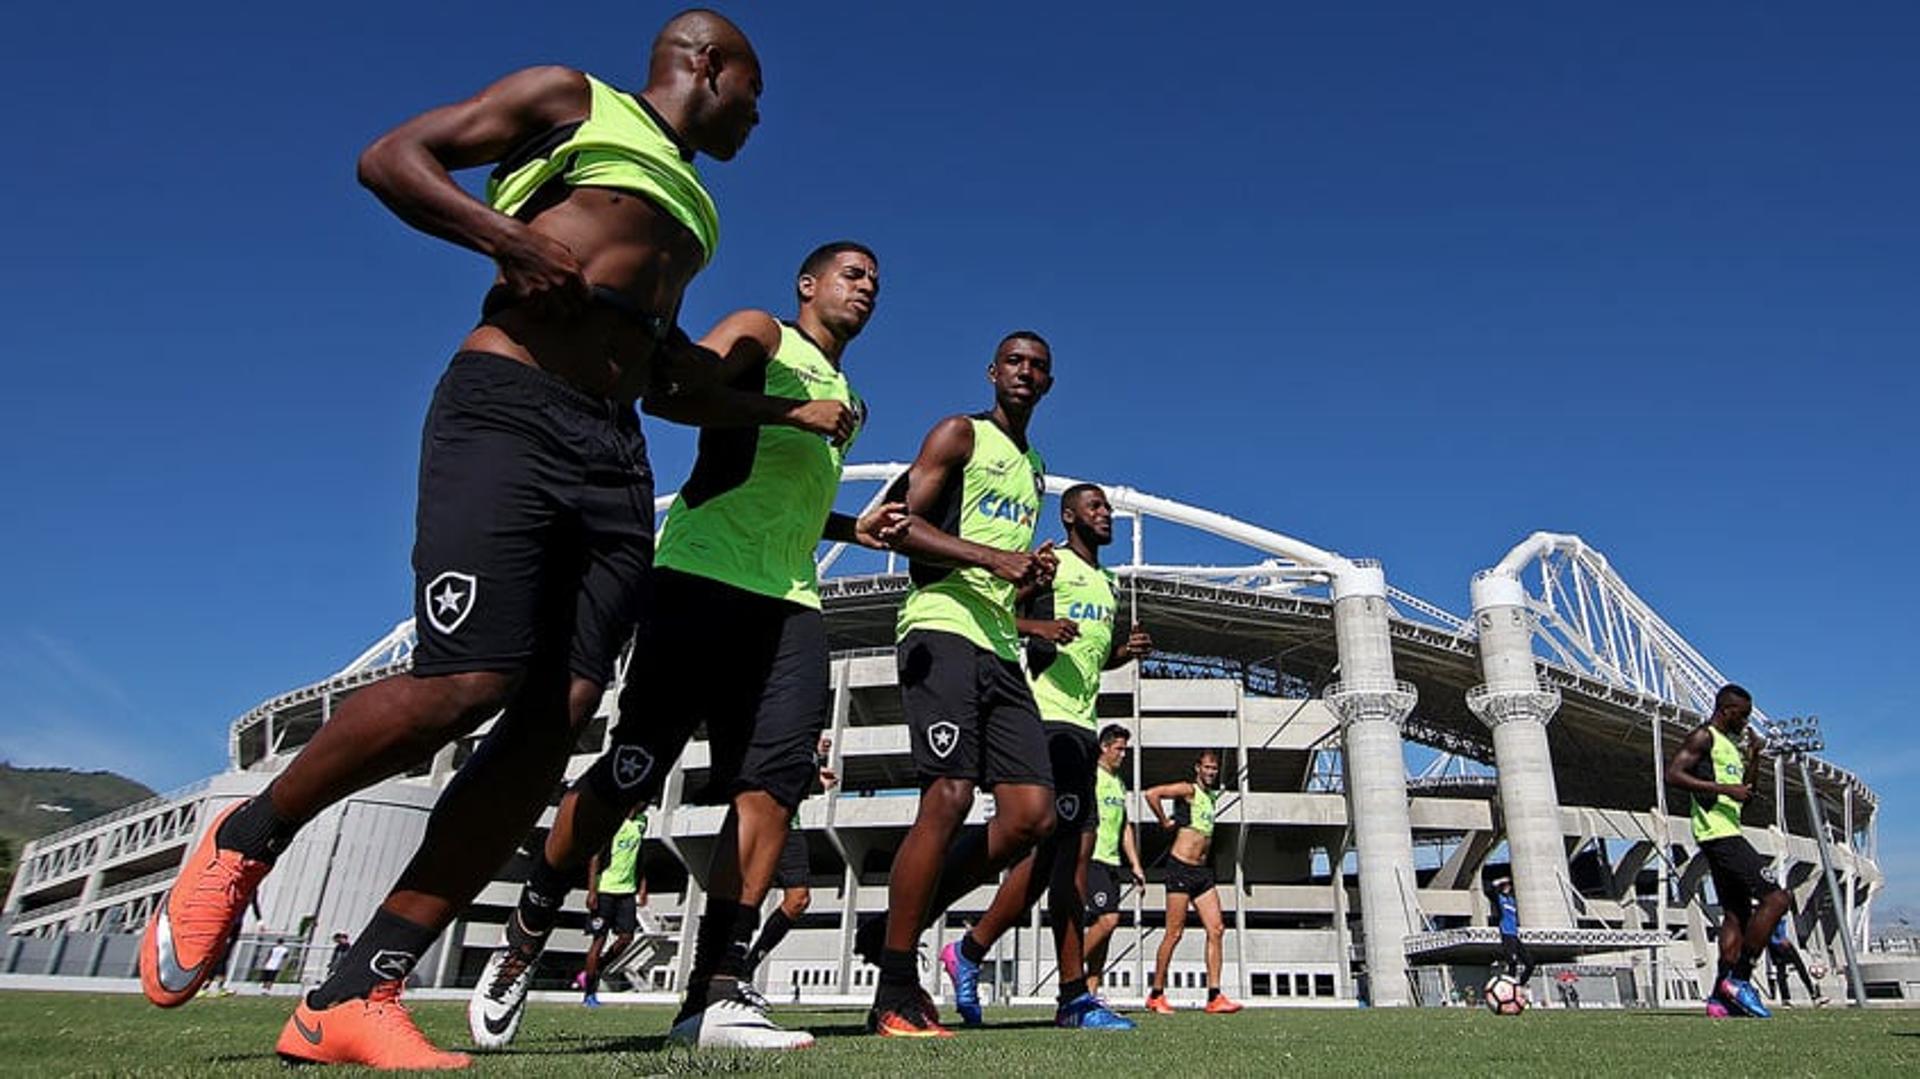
top-left (468, 242), bottom-right (901, 1052)
top-left (742, 734), bottom-right (838, 985)
top-left (579, 805), bottom-right (649, 1006)
top-left (856, 333), bottom-right (1060, 1038)
top-left (1082, 724), bottom-right (1146, 1000)
top-left (940, 485), bottom-right (1152, 1030)
top-left (1144, 751), bottom-right (1242, 1014)
top-left (1491, 877), bottom-right (1534, 986)
top-left (1666, 683), bottom-right (1789, 1018)
top-left (142, 12), bottom-right (771, 1070)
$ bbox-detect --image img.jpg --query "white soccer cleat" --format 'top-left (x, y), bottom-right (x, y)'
top-left (668, 984), bottom-right (815, 1051)
top-left (467, 943), bottom-right (539, 1050)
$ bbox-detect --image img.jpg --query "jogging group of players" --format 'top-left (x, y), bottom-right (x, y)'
top-left (132, 10), bottom-right (1246, 1067)
top-left (129, 9), bottom-right (1806, 1069)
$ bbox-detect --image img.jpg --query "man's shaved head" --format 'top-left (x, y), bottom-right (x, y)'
top-left (650, 8), bottom-right (757, 83)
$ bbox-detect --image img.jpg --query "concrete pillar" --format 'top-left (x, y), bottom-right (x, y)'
top-left (1324, 561), bottom-right (1418, 1007)
top-left (1466, 571), bottom-right (1571, 930)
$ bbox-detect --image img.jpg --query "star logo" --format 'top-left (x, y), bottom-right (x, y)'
top-left (422, 571), bottom-right (477, 635)
top-left (1093, 891), bottom-right (1108, 907)
top-left (1055, 794), bottom-right (1081, 821)
top-left (613, 745), bottom-right (654, 790)
top-left (927, 721), bottom-right (960, 760)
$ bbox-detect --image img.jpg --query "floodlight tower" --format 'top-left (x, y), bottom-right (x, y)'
top-left (1466, 570), bottom-right (1574, 929)
top-left (1770, 715), bottom-right (1866, 1007)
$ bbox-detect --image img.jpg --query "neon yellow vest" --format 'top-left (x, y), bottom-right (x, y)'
top-left (597, 815), bottom-right (646, 894)
top-left (1176, 785), bottom-right (1215, 839)
top-left (1093, 768), bottom-right (1127, 866)
top-left (896, 417), bottom-right (1045, 660)
top-left (487, 74), bottom-right (719, 263)
top-left (1026, 546), bottom-right (1117, 728)
top-left (657, 323), bottom-right (862, 607)
top-left (1690, 727), bottom-right (1746, 842)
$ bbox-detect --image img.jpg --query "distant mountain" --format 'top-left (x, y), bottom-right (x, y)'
top-left (1, 763), bottom-right (156, 896)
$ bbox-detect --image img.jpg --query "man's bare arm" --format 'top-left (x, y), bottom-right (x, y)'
top-left (1666, 727), bottom-right (1750, 802)
top-left (889, 418), bottom-right (1044, 584)
top-left (358, 66), bottom-right (594, 314)
top-left (642, 310), bottom-right (854, 440)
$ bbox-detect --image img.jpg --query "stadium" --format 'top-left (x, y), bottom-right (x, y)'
top-left (2, 464), bottom-right (1895, 1012)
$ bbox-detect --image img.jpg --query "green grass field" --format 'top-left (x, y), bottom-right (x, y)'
top-left (1, 993), bottom-right (1917, 1076)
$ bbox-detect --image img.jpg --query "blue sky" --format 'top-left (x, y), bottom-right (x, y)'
top-left (1, 3), bottom-right (1914, 903)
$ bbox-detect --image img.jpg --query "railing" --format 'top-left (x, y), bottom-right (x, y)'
top-left (93, 868), bottom-right (178, 904)
top-left (27, 779), bottom-right (209, 851)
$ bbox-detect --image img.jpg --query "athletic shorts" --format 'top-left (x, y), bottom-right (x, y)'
top-left (1085, 861), bottom-right (1125, 920)
top-left (1699, 835), bottom-right (1779, 919)
top-left (1045, 721), bottom-right (1099, 833)
top-left (411, 352), bottom-right (655, 686)
top-left (590, 892), bottom-right (638, 937)
top-left (1165, 856), bottom-right (1216, 898)
top-left (587, 569), bottom-right (829, 810)
top-left (897, 629), bottom-right (1052, 788)
top-left (772, 829), bottom-right (811, 890)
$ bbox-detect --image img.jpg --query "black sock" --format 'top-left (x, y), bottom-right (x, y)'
top-left (747, 910), bottom-right (794, 972)
top-left (1148, 986), bottom-right (1164, 998)
top-left (688, 901), bottom-right (758, 995)
top-left (583, 968), bottom-right (599, 996)
top-left (1734, 952), bottom-right (1756, 981)
top-left (959, 931), bottom-right (989, 965)
top-left (515, 856), bottom-right (576, 937)
top-left (879, 948), bottom-right (919, 992)
top-left (307, 909), bottom-right (439, 1008)
top-left (1058, 976), bottom-right (1088, 1005)
top-left (215, 791), bottom-right (301, 863)
top-left (1207, 986), bottom-right (1221, 1002)
top-left (1715, 959), bottom-right (1732, 986)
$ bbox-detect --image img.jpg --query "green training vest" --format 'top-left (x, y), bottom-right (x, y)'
top-left (1026, 546), bottom-right (1117, 728)
top-left (896, 417), bottom-right (1045, 660)
top-left (1093, 768), bottom-right (1127, 866)
top-left (597, 815), bottom-right (647, 894)
top-left (1174, 785), bottom-right (1215, 839)
top-left (657, 323), bottom-right (863, 606)
top-left (487, 74), bottom-right (719, 264)
top-left (1690, 727), bottom-right (1746, 842)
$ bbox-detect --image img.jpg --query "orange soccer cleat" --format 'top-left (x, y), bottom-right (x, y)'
top-left (1145, 992), bottom-right (1177, 1015)
top-left (276, 982), bottom-right (472, 1069)
top-left (867, 988), bottom-right (954, 1039)
top-left (1204, 993), bottom-right (1244, 1014)
top-left (139, 802), bottom-right (272, 1007)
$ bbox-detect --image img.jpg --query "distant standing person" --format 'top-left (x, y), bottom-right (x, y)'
top-left (1492, 877), bottom-right (1534, 986)
top-left (1143, 751), bottom-right (1241, 1014)
top-left (580, 804), bottom-right (650, 1007)
top-left (1665, 683), bottom-right (1789, 1018)
top-left (1081, 724), bottom-right (1147, 1001)
top-left (1766, 917), bottom-right (1825, 1007)
top-left (742, 734), bottom-right (839, 983)
top-left (327, 933), bottom-right (351, 977)
top-left (260, 941), bottom-right (291, 994)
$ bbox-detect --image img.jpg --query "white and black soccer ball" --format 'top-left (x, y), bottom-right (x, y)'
top-left (1809, 961), bottom-right (1828, 981)
top-left (1483, 974), bottom-right (1526, 1016)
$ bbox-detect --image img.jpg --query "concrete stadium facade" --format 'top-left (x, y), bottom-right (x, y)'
top-left (3, 467), bottom-right (1889, 1008)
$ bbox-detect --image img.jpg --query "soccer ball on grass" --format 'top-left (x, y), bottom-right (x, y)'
top-left (1483, 974), bottom-right (1527, 1016)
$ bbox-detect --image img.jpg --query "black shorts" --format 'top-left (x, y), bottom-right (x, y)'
top-left (1045, 722), bottom-right (1099, 833)
top-left (586, 569), bottom-right (829, 809)
top-left (1085, 861), bottom-right (1125, 920)
top-left (1700, 835), bottom-right (1779, 920)
top-left (897, 629), bottom-right (1052, 788)
top-left (1165, 857), bottom-right (1216, 898)
top-left (772, 830), bottom-right (811, 890)
top-left (411, 352), bottom-right (654, 686)
top-left (590, 892), bottom-right (638, 937)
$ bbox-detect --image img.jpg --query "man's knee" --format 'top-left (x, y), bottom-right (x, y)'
top-left (412, 669), bottom-right (518, 736)
top-left (567, 677), bottom-right (605, 729)
top-left (919, 778), bottom-right (976, 823)
top-left (786, 889), bottom-right (812, 917)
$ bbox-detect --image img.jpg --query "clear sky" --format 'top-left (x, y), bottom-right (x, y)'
top-left (1, 3), bottom-right (1914, 904)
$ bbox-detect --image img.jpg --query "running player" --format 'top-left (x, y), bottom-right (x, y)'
top-left (857, 332), bottom-right (1061, 1038)
top-left (743, 734), bottom-right (838, 983)
top-left (143, 12), bottom-right (775, 1070)
top-left (1492, 877), bottom-right (1534, 986)
top-left (939, 484), bottom-right (1152, 1030)
top-left (1082, 724), bottom-right (1147, 999)
top-left (468, 241), bottom-right (903, 1052)
top-left (1665, 683), bottom-right (1788, 1018)
top-left (1143, 751), bottom-right (1242, 1014)
top-left (579, 804), bottom-right (650, 1006)
top-left (1766, 914), bottom-right (1825, 1007)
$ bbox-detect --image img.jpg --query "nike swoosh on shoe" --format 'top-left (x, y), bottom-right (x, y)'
top-left (151, 911), bottom-right (208, 995)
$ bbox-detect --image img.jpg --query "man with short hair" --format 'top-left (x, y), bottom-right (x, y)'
top-left (939, 484), bottom-right (1151, 1030)
top-left (579, 804), bottom-right (650, 1006)
top-left (1082, 724), bottom-right (1146, 999)
top-left (1666, 683), bottom-right (1789, 1018)
top-left (1492, 877), bottom-right (1533, 986)
top-left (143, 13), bottom-right (778, 1067)
top-left (1144, 750), bottom-right (1241, 1014)
top-left (469, 241), bottom-right (904, 1052)
top-left (857, 332), bottom-right (1061, 1038)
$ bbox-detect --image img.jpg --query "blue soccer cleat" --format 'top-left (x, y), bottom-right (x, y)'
top-left (582, 992), bottom-right (600, 1009)
top-left (1056, 992), bottom-right (1136, 1030)
top-left (1718, 976), bottom-right (1771, 1019)
top-left (940, 941), bottom-right (984, 1026)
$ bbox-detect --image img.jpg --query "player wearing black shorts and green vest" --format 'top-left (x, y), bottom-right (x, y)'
top-left (858, 332), bottom-right (1061, 1039)
top-left (941, 484), bottom-right (1153, 1030)
top-left (743, 734), bottom-right (838, 984)
top-left (150, 16), bottom-right (770, 1071)
top-left (472, 243), bottom-right (907, 1053)
top-left (1665, 684), bottom-right (1788, 1018)
top-left (581, 807), bottom-right (649, 1006)
top-left (1083, 725), bottom-right (1147, 998)
top-left (1145, 750), bottom-right (1242, 1014)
